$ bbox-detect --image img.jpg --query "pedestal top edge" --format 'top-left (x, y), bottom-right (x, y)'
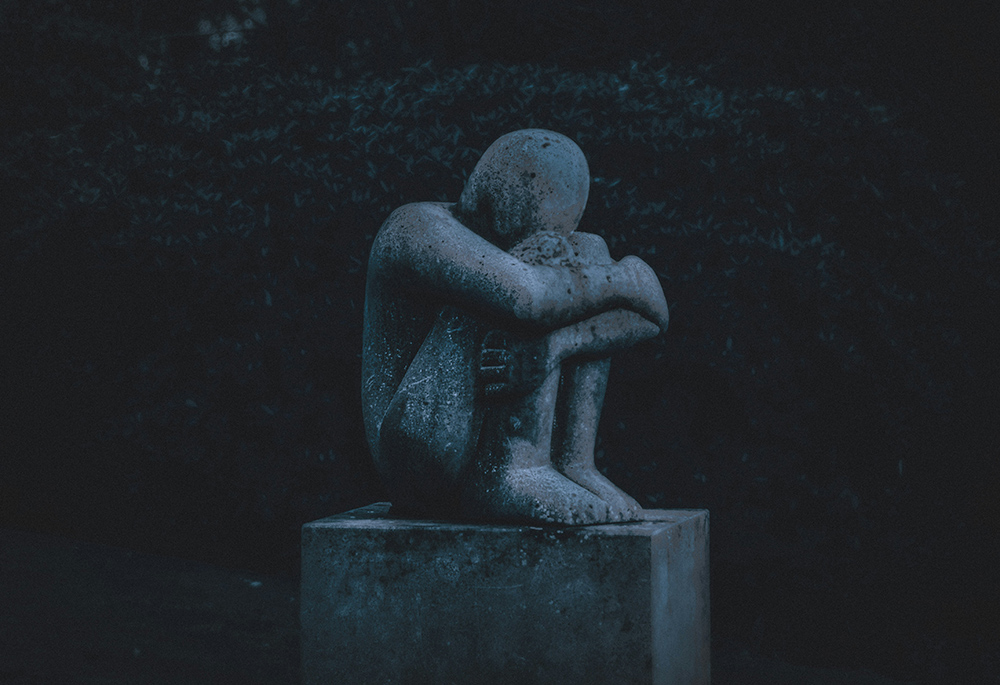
top-left (303, 503), bottom-right (707, 535)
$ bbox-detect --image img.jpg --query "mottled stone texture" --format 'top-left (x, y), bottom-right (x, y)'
top-left (301, 503), bottom-right (709, 685)
top-left (363, 129), bottom-right (670, 525)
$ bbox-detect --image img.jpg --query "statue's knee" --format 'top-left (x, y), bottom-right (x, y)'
top-left (513, 231), bottom-right (609, 266)
top-left (569, 232), bottom-right (612, 265)
top-left (509, 231), bottom-right (576, 267)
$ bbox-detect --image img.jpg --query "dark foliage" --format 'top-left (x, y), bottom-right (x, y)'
top-left (2, 1), bottom-right (997, 682)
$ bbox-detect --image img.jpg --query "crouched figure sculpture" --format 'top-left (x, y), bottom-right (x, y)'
top-left (362, 129), bottom-right (669, 524)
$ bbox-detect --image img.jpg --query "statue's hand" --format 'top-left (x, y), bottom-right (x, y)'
top-left (479, 329), bottom-right (553, 399)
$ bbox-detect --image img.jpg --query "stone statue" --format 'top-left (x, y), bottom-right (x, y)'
top-left (362, 129), bottom-right (669, 524)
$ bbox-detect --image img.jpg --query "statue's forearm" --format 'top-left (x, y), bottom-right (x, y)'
top-left (546, 309), bottom-right (660, 366)
top-left (525, 258), bottom-right (668, 332)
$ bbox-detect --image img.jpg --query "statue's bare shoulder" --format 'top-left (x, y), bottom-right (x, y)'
top-left (374, 201), bottom-right (510, 267)
top-left (370, 201), bottom-right (543, 325)
top-left (370, 202), bottom-right (454, 267)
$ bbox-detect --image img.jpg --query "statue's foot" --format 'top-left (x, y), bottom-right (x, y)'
top-left (561, 465), bottom-right (642, 522)
top-left (465, 464), bottom-right (611, 525)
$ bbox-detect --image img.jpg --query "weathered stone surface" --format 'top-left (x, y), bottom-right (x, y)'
top-left (301, 503), bottom-right (709, 685)
top-left (362, 129), bottom-right (670, 524)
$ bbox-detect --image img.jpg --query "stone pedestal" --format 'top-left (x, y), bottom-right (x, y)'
top-left (301, 503), bottom-right (709, 685)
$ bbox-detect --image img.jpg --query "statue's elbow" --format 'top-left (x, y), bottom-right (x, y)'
top-left (504, 276), bottom-right (551, 328)
top-left (517, 269), bottom-right (581, 329)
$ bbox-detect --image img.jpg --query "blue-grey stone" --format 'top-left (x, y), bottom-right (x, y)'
top-left (301, 503), bottom-right (709, 685)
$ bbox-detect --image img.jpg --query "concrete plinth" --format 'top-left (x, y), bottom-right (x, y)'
top-left (301, 503), bottom-right (709, 685)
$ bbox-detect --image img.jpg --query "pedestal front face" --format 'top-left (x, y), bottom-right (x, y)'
top-left (301, 504), bottom-right (709, 685)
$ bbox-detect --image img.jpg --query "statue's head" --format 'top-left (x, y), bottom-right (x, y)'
top-left (457, 129), bottom-right (590, 250)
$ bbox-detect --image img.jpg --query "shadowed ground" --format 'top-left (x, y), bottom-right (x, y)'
top-left (1, 529), bottom-right (298, 684)
top-left (1, 528), bottom-right (914, 685)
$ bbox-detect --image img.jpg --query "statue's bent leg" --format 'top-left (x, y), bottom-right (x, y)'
top-left (463, 365), bottom-right (610, 524)
top-left (545, 231), bottom-right (644, 521)
top-left (378, 307), bottom-right (482, 518)
top-left (553, 358), bottom-right (642, 521)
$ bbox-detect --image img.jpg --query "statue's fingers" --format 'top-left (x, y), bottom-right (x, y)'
top-left (483, 382), bottom-right (507, 398)
top-left (479, 348), bottom-right (509, 368)
top-left (479, 364), bottom-right (506, 382)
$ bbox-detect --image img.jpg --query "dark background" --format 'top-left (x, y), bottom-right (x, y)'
top-left (1, 0), bottom-right (997, 682)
